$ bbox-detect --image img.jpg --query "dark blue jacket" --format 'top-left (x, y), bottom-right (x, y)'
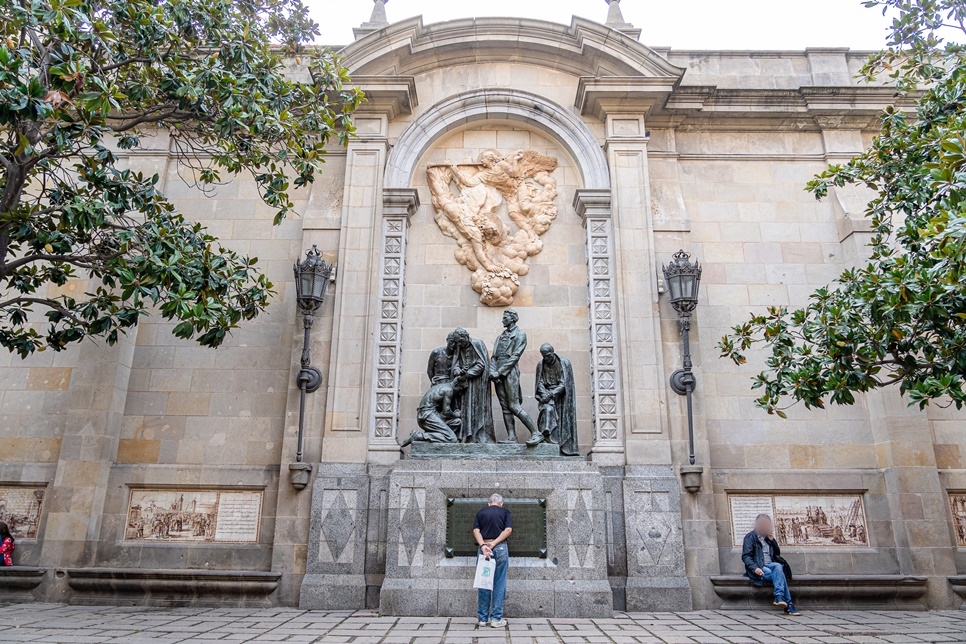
top-left (741, 530), bottom-right (792, 586)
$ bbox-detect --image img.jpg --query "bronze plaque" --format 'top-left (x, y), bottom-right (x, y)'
top-left (445, 497), bottom-right (547, 558)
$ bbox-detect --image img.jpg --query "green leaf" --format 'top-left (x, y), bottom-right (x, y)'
top-left (719, 0), bottom-right (966, 417)
top-left (0, 0), bottom-right (352, 356)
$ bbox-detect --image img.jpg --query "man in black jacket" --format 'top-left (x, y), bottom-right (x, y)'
top-left (741, 514), bottom-right (801, 615)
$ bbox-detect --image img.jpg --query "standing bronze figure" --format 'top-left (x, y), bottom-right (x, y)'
top-left (489, 309), bottom-right (538, 443)
top-left (450, 327), bottom-right (495, 443)
top-left (428, 331), bottom-right (457, 385)
top-left (527, 343), bottom-right (578, 455)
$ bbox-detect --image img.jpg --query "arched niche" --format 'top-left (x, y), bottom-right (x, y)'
top-left (384, 88), bottom-right (610, 191)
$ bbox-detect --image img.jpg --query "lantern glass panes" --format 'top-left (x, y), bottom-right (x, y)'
top-left (662, 250), bottom-right (702, 314)
top-left (294, 245), bottom-right (334, 312)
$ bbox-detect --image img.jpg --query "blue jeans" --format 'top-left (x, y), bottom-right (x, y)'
top-left (762, 562), bottom-right (791, 604)
top-left (477, 543), bottom-right (508, 622)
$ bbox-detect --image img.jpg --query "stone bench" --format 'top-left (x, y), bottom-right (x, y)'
top-left (62, 568), bottom-right (282, 608)
top-left (0, 566), bottom-right (46, 602)
top-left (710, 574), bottom-right (928, 610)
top-left (945, 576), bottom-right (966, 601)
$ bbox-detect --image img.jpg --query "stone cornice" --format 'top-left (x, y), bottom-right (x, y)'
top-left (573, 189), bottom-right (612, 221)
top-left (799, 86), bottom-right (919, 113)
top-left (382, 188), bottom-right (420, 221)
top-left (575, 77), bottom-right (681, 120)
top-left (580, 78), bottom-right (918, 130)
top-left (350, 76), bottom-right (418, 119)
top-left (668, 86), bottom-right (918, 117)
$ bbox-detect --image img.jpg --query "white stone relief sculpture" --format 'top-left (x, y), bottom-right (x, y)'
top-left (427, 149), bottom-right (559, 306)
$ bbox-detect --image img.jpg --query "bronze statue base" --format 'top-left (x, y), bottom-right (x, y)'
top-left (407, 442), bottom-right (571, 460)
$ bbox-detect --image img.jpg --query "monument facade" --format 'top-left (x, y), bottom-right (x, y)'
top-left (0, 1), bottom-right (963, 613)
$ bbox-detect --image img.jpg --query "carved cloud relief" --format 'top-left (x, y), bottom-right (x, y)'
top-left (427, 149), bottom-right (559, 306)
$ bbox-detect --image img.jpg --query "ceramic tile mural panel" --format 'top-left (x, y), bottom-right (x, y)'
top-left (0, 485), bottom-right (45, 539)
top-left (728, 495), bottom-right (773, 546)
top-left (949, 494), bottom-right (966, 546)
top-left (729, 494), bottom-right (869, 547)
top-left (124, 489), bottom-right (262, 543)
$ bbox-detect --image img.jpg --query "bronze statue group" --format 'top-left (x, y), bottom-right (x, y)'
top-left (401, 309), bottom-right (579, 456)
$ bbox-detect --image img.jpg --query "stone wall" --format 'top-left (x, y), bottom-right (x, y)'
top-left (1, 14), bottom-right (964, 612)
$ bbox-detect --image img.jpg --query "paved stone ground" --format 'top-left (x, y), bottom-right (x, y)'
top-left (2, 604), bottom-right (966, 643)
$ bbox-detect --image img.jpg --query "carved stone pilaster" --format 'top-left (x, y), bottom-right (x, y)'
top-left (369, 189), bottom-right (419, 452)
top-left (574, 189), bottom-right (623, 461)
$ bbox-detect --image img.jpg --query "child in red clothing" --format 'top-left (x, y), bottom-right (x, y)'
top-left (0, 522), bottom-right (15, 566)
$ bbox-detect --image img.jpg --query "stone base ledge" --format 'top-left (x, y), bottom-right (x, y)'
top-left (299, 573), bottom-right (367, 610)
top-left (710, 575), bottom-right (928, 610)
top-left (626, 576), bottom-right (693, 612)
top-left (380, 577), bottom-right (613, 618)
top-left (0, 566), bottom-right (46, 602)
top-left (945, 576), bottom-right (966, 599)
top-left (0, 566), bottom-right (46, 589)
top-left (63, 568), bottom-right (281, 607)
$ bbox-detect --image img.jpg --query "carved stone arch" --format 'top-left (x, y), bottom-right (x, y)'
top-left (375, 86), bottom-right (624, 461)
top-left (384, 88), bottom-right (610, 190)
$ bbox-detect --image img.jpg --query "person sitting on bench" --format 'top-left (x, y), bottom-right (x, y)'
top-left (741, 514), bottom-right (800, 615)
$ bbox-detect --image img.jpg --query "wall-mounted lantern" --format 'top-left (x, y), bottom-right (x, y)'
top-left (290, 245), bottom-right (335, 491)
top-left (662, 249), bottom-right (704, 494)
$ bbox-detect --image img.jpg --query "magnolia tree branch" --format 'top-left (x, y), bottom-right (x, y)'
top-left (0, 0), bottom-right (360, 355)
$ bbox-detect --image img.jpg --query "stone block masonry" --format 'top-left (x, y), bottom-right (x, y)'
top-left (0, 10), bottom-right (962, 614)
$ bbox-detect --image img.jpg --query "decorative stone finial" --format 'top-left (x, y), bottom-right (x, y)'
top-left (367, 0), bottom-right (389, 26)
top-left (354, 0), bottom-right (390, 40)
top-left (604, 0), bottom-right (642, 40)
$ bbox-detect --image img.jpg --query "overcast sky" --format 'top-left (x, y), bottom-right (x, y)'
top-left (309, 0), bottom-right (894, 50)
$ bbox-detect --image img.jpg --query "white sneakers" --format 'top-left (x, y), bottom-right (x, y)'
top-left (477, 618), bottom-right (508, 628)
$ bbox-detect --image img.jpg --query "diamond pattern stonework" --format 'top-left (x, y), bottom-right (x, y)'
top-left (400, 490), bottom-right (425, 567)
top-left (320, 491), bottom-right (354, 562)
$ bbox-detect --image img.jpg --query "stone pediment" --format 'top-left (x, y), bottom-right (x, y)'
top-left (341, 16), bottom-right (686, 81)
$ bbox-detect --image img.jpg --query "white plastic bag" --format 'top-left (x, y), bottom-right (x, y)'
top-left (473, 553), bottom-right (495, 590)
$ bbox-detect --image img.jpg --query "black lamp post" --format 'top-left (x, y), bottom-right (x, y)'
top-left (662, 249), bottom-right (703, 492)
top-left (290, 245), bottom-right (335, 490)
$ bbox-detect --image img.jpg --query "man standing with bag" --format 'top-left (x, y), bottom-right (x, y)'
top-left (473, 493), bottom-right (512, 628)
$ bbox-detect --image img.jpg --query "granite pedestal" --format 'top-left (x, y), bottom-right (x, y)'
top-left (299, 460), bottom-right (694, 615)
top-left (299, 463), bottom-right (372, 610)
top-left (378, 459), bottom-right (613, 618)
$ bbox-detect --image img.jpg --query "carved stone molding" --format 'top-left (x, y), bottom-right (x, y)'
top-left (343, 16), bottom-right (684, 82)
top-left (349, 76), bottom-right (418, 120)
top-left (370, 189), bottom-right (419, 449)
top-left (384, 88), bottom-right (610, 191)
top-left (574, 189), bottom-right (623, 456)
